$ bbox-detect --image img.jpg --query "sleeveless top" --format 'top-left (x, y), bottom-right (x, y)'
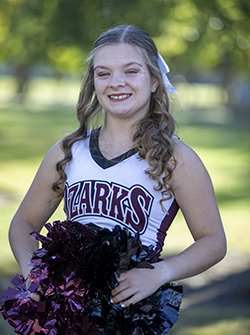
top-left (64, 128), bottom-right (179, 257)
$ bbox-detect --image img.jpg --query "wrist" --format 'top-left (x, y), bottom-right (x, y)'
top-left (153, 261), bottom-right (172, 286)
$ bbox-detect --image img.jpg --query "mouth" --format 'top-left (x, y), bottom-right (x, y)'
top-left (108, 94), bottom-right (132, 101)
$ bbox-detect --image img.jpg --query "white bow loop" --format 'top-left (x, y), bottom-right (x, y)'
top-left (157, 52), bottom-right (177, 94)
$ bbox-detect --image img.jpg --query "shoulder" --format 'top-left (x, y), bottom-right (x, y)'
top-left (32, 140), bottom-right (65, 179)
top-left (171, 138), bottom-right (214, 200)
top-left (172, 138), bottom-right (208, 178)
top-left (41, 140), bottom-right (65, 167)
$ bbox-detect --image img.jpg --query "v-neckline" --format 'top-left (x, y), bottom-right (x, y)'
top-left (89, 127), bottom-right (139, 169)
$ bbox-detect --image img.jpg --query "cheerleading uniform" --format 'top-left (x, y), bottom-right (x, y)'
top-left (1, 128), bottom-right (182, 335)
top-left (64, 127), bottom-right (179, 258)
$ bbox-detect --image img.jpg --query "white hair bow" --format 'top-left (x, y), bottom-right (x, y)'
top-left (158, 52), bottom-right (177, 94)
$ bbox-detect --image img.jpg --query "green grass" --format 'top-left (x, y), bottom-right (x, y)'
top-left (0, 77), bottom-right (249, 335)
top-left (0, 104), bottom-right (76, 275)
top-left (0, 104), bottom-right (78, 161)
top-left (170, 307), bottom-right (250, 335)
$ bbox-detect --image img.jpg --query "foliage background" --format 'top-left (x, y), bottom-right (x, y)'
top-left (0, 0), bottom-right (249, 334)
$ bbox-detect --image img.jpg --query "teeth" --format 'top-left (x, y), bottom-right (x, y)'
top-left (110, 94), bottom-right (130, 99)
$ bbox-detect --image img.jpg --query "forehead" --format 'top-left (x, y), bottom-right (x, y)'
top-left (93, 43), bottom-right (145, 67)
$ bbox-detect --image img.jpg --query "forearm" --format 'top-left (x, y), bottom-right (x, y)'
top-left (9, 218), bottom-right (40, 279)
top-left (159, 234), bottom-right (227, 284)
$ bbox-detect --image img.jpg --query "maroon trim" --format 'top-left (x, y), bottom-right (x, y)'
top-left (90, 127), bottom-right (138, 169)
top-left (153, 199), bottom-right (179, 261)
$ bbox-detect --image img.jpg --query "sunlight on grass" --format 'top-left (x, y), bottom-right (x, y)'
top-left (220, 204), bottom-right (250, 253)
top-left (0, 204), bottom-right (20, 274)
top-left (0, 161), bottom-right (66, 274)
top-left (170, 308), bottom-right (250, 335)
top-left (0, 160), bottom-right (41, 194)
top-left (0, 76), bottom-right (81, 107)
top-left (164, 200), bottom-right (250, 255)
top-left (174, 318), bottom-right (250, 335)
top-left (176, 83), bottom-right (227, 108)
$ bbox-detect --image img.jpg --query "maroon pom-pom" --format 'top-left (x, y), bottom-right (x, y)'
top-left (1, 221), bottom-right (97, 334)
top-left (1, 221), bottom-right (182, 335)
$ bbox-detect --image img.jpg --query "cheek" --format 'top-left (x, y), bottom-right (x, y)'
top-left (94, 80), bottom-right (106, 96)
top-left (94, 84), bottom-right (107, 106)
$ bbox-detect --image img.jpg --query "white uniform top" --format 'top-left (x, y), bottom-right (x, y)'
top-left (64, 128), bottom-right (179, 257)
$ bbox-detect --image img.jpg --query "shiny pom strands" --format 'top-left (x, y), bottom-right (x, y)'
top-left (1, 221), bottom-right (182, 334)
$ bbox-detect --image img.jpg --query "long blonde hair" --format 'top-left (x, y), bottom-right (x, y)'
top-left (52, 25), bottom-right (177, 209)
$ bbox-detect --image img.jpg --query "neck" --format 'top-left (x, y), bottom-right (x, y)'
top-left (101, 116), bottom-right (137, 142)
top-left (98, 122), bottom-right (136, 160)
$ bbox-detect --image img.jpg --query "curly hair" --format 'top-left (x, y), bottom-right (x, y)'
top-left (51, 25), bottom-right (177, 209)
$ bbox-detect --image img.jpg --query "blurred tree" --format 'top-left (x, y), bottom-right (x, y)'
top-left (44, 0), bottom-right (167, 73)
top-left (0, 0), bottom-right (249, 103)
top-left (154, 0), bottom-right (250, 104)
top-left (0, 0), bottom-right (166, 100)
top-left (0, 0), bottom-right (53, 101)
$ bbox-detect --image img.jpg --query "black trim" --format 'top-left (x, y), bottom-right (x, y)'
top-left (90, 128), bottom-right (139, 169)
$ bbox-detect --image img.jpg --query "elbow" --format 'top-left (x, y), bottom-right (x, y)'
top-left (221, 239), bottom-right (227, 260)
top-left (214, 234), bottom-right (227, 264)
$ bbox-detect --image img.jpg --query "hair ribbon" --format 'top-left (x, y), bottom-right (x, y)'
top-left (158, 52), bottom-right (177, 94)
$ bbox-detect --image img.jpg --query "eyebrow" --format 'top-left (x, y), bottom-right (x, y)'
top-left (94, 62), bottom-right (143, 71)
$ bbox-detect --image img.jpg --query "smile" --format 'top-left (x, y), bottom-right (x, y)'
top-left (109, 94), bottom-right (131, 100)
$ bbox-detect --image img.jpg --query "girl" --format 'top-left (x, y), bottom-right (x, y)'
top-left (7, 25), bottom-right (226, 334)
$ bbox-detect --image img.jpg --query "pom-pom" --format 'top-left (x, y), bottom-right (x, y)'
top-left (79, 225), bottom-right (183, 334)
top-left (1, 221), bottom-right (183, 334)
top-left (82, 283), bottom-right (182, 335)
top-left (1, 221), bottom-right (97, 334)
top-left (79, 225), bottom-right (155, 297)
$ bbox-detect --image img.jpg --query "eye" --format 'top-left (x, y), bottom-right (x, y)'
top-left (97, 72), bottom-right (110, 77)
top-left (126, 69), bottom-right (139, 75)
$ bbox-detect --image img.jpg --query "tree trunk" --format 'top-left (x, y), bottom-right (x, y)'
top-left (14, 64), bottom-right (30, 103)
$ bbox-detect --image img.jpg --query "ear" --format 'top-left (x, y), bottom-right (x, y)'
top-left (151, 77), bottom-right (159, 93)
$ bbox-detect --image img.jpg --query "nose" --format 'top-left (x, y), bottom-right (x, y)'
top-left (108, 73), bottom-right (125, 89)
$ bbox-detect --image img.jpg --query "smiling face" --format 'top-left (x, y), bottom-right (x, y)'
top-left (93, 43), bottom-right (158, 124)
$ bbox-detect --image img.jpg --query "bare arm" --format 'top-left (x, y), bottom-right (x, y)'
top-left (111, 139), bottom-right (227, 307)
top-left (157, 139), bottom-right (226, 281)
top-left (9, 141), bottom-right (65, 280)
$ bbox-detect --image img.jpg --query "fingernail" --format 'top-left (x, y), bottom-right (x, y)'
top-left (110, 298), bottom-right (114, 304)
top-left (120, 303), bottom-right (126, 308)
